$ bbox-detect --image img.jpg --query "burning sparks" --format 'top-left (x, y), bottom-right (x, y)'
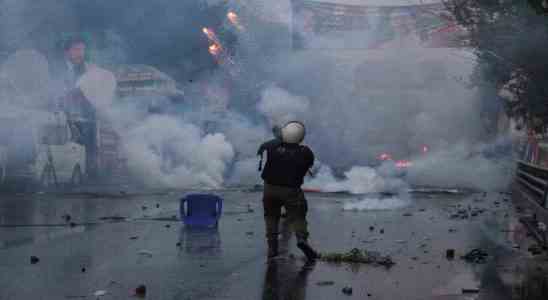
top-left (379, 153), bottom-right (392, 161)
top-left (227, 11), bottom-right (244, 30)
top-left (208, 44), bottom-right (222, 56)
top-left (395, 160), bottom-right (413, 169)
top-left (202, 27), bottom-right (221, 45)
top-left (202, 27), bottom-right (223, 59)
top-left (422, 145), bottom-right (429, 153)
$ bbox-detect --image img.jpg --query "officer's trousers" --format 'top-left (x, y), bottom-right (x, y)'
top-left (262, 183), bottom-right (309, 243)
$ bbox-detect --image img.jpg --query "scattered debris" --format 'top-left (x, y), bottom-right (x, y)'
top-left (135, 285), bottom-right (147, 297)
top-left (369, 226), bottom-right (375, 231)
top-left (138, 250), bottom-right (153, 258)
top-left (130, 236), bottom-right (139, 240)
top-left (419, 208), bottom-right (426, 212)
top-left (320, 248), bottom-right (395, 268)
top-left (99, 216), bottom-right (126, 222)
top-left (81, 267), bottom-right (86, 273)
top-left (69, 222), bottom-right (77, 228)
top-left (462, 288), bottom-right (480, 294)
top-left (461, 248), bottom-right (488, 264)
top-left (62, 214), bottom-right (72, 222)
top-left (165, 224), bottom-right (171, 228)
top-left (141, 206), bottom-right (147, 210)
top-left (448, 228), bottom-right (457, 233)
top-left (245, 231), bottom-right (254, 236)
top-left (316, 280), bottom-right (335, 286)
top-left (93, 290), bottom-right (107, 297)
top-left (176, 242), bottom-right (182, 247)
top-left (342, 286), bottom-right (353, 295)
top-left (528, 245), bottom-right (543, 256)
top-left (30, 256), bottom-right (40, 264)
top-left (156, 204), bottom-right (160, 208)
top-left (446, 249), bottom-right (455, 260)
top-left (380, 229), bottom-right (384, 234)
top-left (402, 212), bottom-right (413, 217)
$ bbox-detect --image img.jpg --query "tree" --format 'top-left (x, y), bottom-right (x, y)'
top-left (446, 0), bottom-right (548, 133)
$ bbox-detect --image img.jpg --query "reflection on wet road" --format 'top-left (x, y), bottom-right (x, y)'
top-left (0, 190), bottom-right (546, 299)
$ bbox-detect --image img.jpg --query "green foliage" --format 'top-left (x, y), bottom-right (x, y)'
top-left (450, 0), bottom-right (548, 129)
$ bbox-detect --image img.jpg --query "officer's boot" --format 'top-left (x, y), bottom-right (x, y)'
top-left (296, 237), bottom-right (319, 261)
top-left (267, 238), bottom-right (279, 259)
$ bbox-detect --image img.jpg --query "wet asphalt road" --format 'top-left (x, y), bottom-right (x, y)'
top-left (0, 188), bottom-right (544, 300)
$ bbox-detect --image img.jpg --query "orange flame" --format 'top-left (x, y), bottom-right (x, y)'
top-left (202, 27), bottom-right (221, 45)
top-left (227, 11), bottom-right (244, 30)
top-left (379, 153), bottom-right (392, 161)
top-left (396, 160), bottom-right (412, 168)
top-left (208, 44), bottom-right (222, 56)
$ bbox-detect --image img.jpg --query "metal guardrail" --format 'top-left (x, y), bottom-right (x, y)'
top-left (516, 160), bottom-right (548, 208)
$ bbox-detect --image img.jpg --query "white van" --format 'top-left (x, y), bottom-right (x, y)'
top-left (1, 109), bottom-right (86, 188)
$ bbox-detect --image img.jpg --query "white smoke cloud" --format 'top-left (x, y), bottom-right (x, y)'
top-left (304, 164), bottom-right (408, 194)
top-left (0, 0), bottom-right (515, 193)
top-left (343, 196), bottom-right (411, 211)
top-left (405, 142), bottom-right (513, 191)
top-left (116, 114), bottom-right (235, 189)
top-left (257, 85), bottom-right (310, 126)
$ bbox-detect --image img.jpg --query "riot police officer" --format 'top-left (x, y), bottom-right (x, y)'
top-left (258, 121), bottom-right (319, 261)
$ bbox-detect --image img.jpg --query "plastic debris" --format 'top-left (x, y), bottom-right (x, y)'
top-left (342, 286), bottom-right (353, 295)
top-left (461, 248), bottom-right (488, 264)
top-left (93, 290), bottom-right (107, 297)
top-left (446, 249), bottom-right (455, 260)
top-left (316, 280), bottom-right (335, 286)
top-left (135, 284), bottom-right (147, 297)
top-left (138, 250), bottom-right (153, 257)
top-left (62, 214), bottom-right (72, 222)
top-left (30, 256), bottom-right (40, 264)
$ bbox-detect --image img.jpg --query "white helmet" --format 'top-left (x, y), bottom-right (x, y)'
top-left (281, 121), bottom-right (306, 144)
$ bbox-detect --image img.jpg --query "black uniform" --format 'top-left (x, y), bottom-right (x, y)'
top-left (258, 140), bottom-right (317, 260)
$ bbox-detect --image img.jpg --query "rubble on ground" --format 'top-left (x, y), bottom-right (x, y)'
top-left (342, 286), bottom-right (353, 295)
top-left (320, 248), bottom-right (395, 268)
top-left (461, 248), bottom-right (488, 264)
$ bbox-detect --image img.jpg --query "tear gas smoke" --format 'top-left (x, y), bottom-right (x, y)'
top-left (343, 196), bottom-right (411, 211)
top-left (0, 0), bottom-right (514, 192)
top-left (304, 164), bottom-right (408, 194)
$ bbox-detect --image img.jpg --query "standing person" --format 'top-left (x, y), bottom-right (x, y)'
top-left (55, 35), bottom-right (90, 88)
top-left (258, 121), bottom-right (319, 261)
top-left (51, 35), bottom-right (98, 180)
